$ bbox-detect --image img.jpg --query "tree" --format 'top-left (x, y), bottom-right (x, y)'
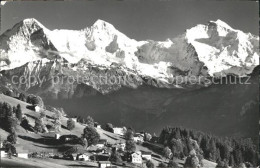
top-left (18, 93), bottom-right (26, 102)
top-left (109, 147), bottom-right (122, 163)
top-left (7, 117), bottom-right (18, 132)
top-left (184, 155), bottom-right (200, 168)
top-left (53, 118), bottom-right (61, 132)
top-left (105, 123), bottom-right (114, 133)
top-left (124, 129), bottom-right (134, 140)
top-left (125, 140), bottom-right (136, 153)
top-left (86, 116), bottom-right (94, 127)
top-left (15, 104), bottom-right (22, 121)
top-left (78, 137), bottom-right (88, 148)
top-left (67, 118), bottom-right (76, 130)
top-left (158, 162), bottom-right (167, 168)
top-left (144, 132), bottom-right (152, 142)
top-left (83, 126), bottom-right (100, 146)
top-left (7, 131), bottom-right (17, 144)
top-left (27, 95), bottom-right (44, 107)
top-left (146, 160), bottom-right (154, 168)
top-left (171, 138), bottom-right (183, 159)
top-left (3, 140), bottom-right (16, 158)
top-left (163, 146), bottom-right (172, 160)
top-left (53, 109), bottom-right (62, 121)
top-left (4, 90), bottom-right (13, 97)
top-left (168, 160), bottom-right (180, 168)
top-left (21, 117), bottom-right (33, 131)
top-left (34, 118), bottom-right (45, 133)
top-left (0, 102), bottom-right (17, 132)
top-left (40, 110), bottom-right (46, 119)
top-left (216, 160), bottom-right (229, 168)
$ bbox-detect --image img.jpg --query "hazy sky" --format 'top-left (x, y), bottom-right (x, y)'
top-left (1, 0), bottom-right (259, 41)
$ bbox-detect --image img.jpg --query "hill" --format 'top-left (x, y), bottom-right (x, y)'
top-left (0, 93), bottom-right (218, 167)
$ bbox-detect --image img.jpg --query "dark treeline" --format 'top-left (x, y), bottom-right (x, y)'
top-left (159, 127), bottom-right (259, 167)
top-left (0, 102), bottom-right (21, 132)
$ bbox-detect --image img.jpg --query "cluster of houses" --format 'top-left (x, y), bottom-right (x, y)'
top-left (54, 132), bottom-right (152, 167)
top-left (0, 142), bottom-right (29, 159)
top-left (112, 127), bottom-right (145, 144)
top-left (0, 106), bottom-right (157, 168)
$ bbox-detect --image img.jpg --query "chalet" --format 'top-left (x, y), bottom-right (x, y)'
top-left (0, 150), bottom-right (7, 158)
top-left (112, 142), bottom-right (126, 151)
top-left (133, 133), bottom-right (144, 143)
top-left (26, 105), bottom-right (41, 112)
top-left (0, 142), bottom-right (7, 158)
top-left (94, 122), bottom-right (101, 129)
top-left (98, 161), bottom-right (112, 168)
top-left (16, 146), bottom-right (29, 159)
top-left (17, 153), bottom-right (29, 159)
top-left (77, 153), bottom-right (90, 161)
top-left (96, 139), bottom-right (108, 148)
top-left (141, 151), bottom-right (152, 160)
top-left (128, 151), bottom-right (142, 164)
top-left (113, 127), bottom-right (124, 136)
top-left (33, 105), bottom-right (41, 112)
top-left (71, 118), bottom-right (77, 122)
top-left (55, 133), bottom-right (61, 140)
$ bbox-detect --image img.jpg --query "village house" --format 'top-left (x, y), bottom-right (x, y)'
top-left (33, 105), bottom-right (41, 112)
top-left (68, 153), bottom-right (77, 161)
top-left (17, 152), bottom-right (29, 159)
top-left (55, 133), bottom-right (61, 140)
top-left (77, 153), bottom-right (90, 161)
top-left (96, 139), bottom-right (108, 149)
top-left (94, 122), bottom-right (101, 129)
top-left (112, 142), bottom-right (126, 152)
top-left (133, 133), bottom-right (144, 143)
top-left (113, 127), bottom-right (124, 136)
top-left (71, 118), bottom-right (77, 122)
top-left (0, 142), bottom-right (7, 158)
top-left (128, 151), bottom-right (142, 164)
top-left (98, 161), bottom-right (112, 168)
top-left (16, 146), bottom-right (29, 159)
top-left (141, 151), bottom-right (152, 160)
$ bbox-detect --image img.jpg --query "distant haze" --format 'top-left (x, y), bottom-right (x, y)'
top-left (1, 0), bottom-right (259, 41)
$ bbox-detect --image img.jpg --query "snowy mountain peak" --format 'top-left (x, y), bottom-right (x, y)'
top-left (0, 18), bottom-right (259, 89)
top-left (208, 19), bottom-right (234, 30)
top-left (18, 18), bottom-right (47, 34)
top-left (92, 19), bottom-right (116, 30)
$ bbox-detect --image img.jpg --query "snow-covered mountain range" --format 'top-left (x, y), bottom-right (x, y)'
top-left (0, 18), bottom-right (259, 94)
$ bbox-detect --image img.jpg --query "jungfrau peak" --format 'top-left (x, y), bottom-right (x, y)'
top-left (186, 19), bottom-right (259, 76)
top-left (0, 18), bottom-right (259, 93)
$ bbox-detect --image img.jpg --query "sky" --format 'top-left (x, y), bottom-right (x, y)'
top-left (0, 0), bottom-right (259, 41)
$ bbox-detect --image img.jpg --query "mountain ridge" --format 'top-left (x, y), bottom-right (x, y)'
top-left (0, 18), bottom-right (258, 77)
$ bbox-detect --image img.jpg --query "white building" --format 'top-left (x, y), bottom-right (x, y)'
top-left (131, 151), bottom-right (142, 164)
top-left (96, 139), bottom-right (107, 149)
top-left (142, 151), bottom-right (152, 160)
top-left (17, 153), bottom-right (29, 159)
top-left (77, 153), bottom-right (89, 161)
top-left (133, 136), bottom-right (144, 143)
top-left (98, 161), bottom-right (112, 168)
top-left (34, 105), bottom-right (41, 112)
top-left (71, 118), bottom-right (77, 122)
top-left (119, 143), bottom-right (126, 151)
top-left (55, 134), bottom-right (61, 139)
top-left (113, 127), bottom-right (124, 136)
top-left (0, 150), bottom-right (7, 158)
